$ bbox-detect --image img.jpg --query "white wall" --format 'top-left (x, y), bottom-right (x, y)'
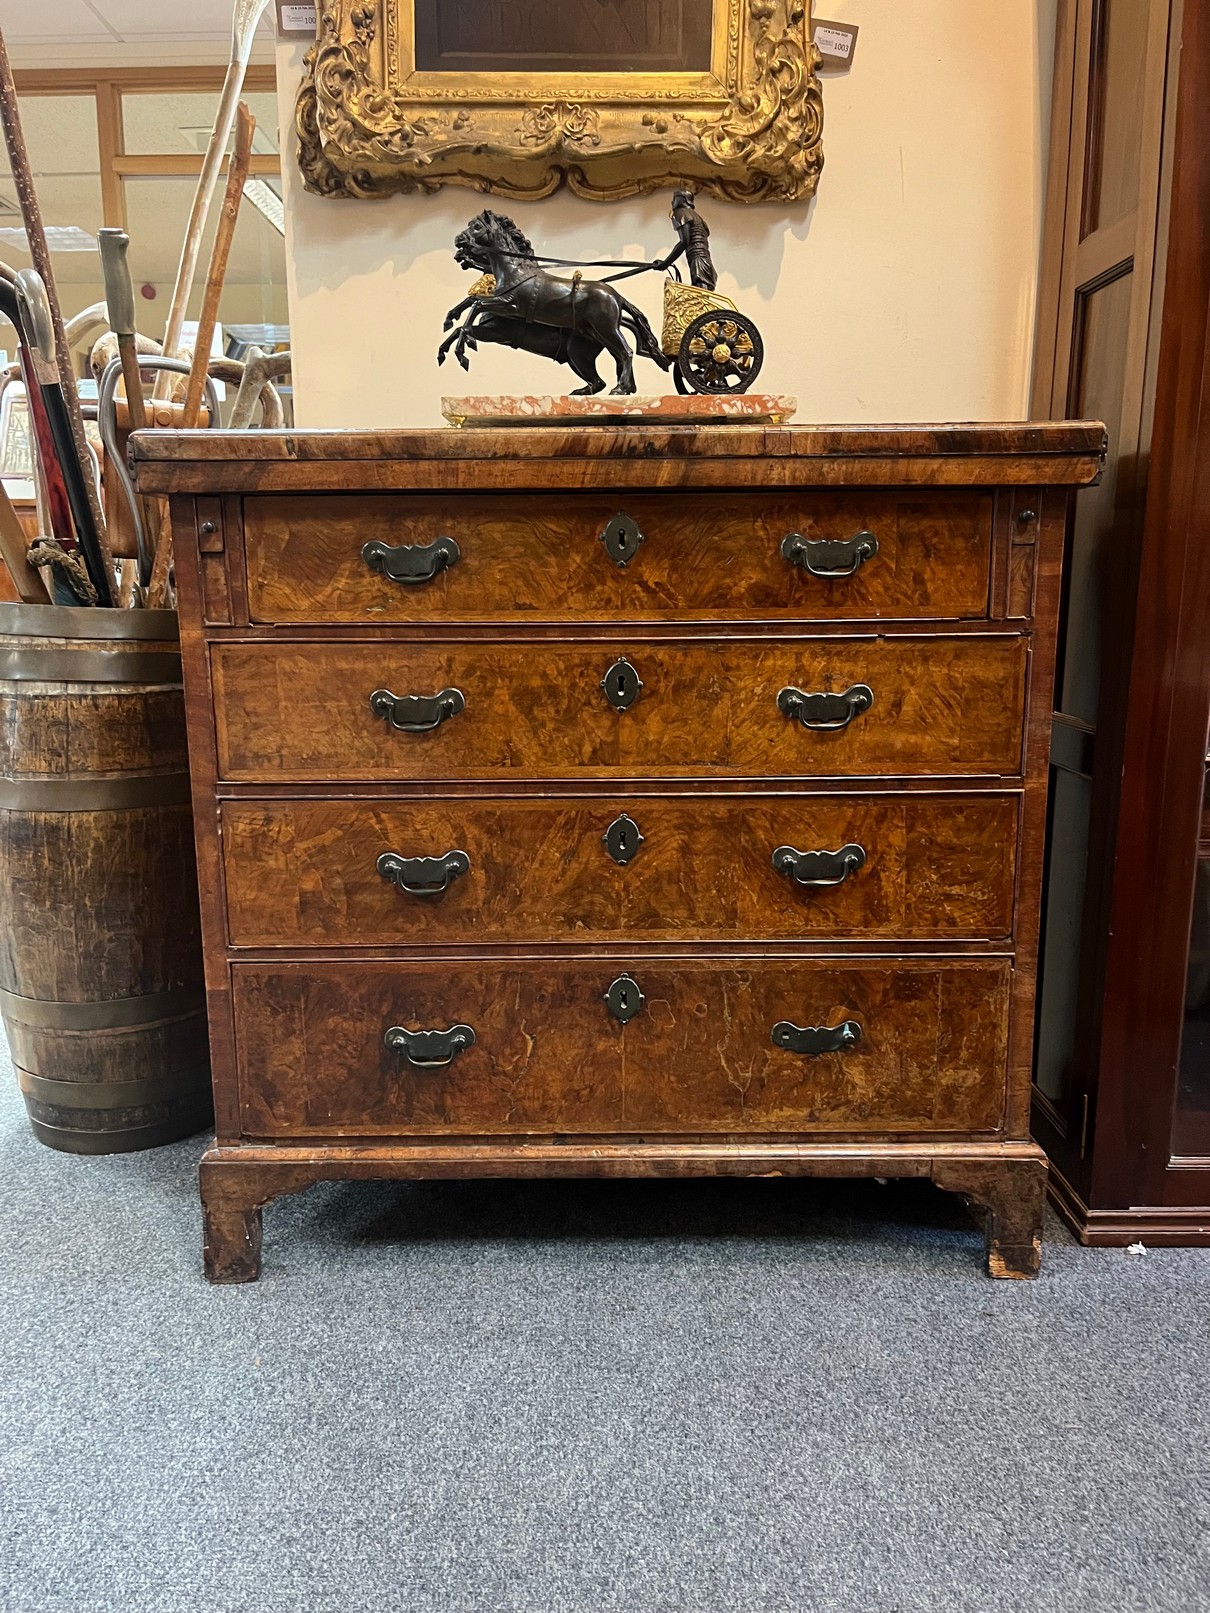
top-left (277, 0), bottom-right (1057, 429)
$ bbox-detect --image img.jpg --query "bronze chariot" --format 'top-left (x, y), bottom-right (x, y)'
top-left (438, 197), bottom-right (765, 397)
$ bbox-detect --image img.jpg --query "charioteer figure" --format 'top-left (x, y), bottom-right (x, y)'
top-left (655, 190), bottom-right (718, 291)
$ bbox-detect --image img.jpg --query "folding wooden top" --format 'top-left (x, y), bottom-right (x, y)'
top-left (130, 421), bottom-right (1108, 494)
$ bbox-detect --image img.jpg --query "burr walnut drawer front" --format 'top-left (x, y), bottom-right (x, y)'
top-left (211, 634), bottom-right (1027, 782)
top-left (231, 959), bottom-right (1010, 1139)
top-left (222, 793), bottom-right (1019, 947)
top-left (242, 491), bottom-right (994, 624)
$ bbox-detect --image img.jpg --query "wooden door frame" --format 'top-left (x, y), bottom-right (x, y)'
top-left (1030, 0), bottom-right (1174, 1181)
top-left (1091, 0), bottom-right (1210, 1217)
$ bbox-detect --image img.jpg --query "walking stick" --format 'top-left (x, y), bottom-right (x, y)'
top-left (0, 24), bottom-right (114, 585)
top-left (0, 277), bottom-right (95, 603)
top-left (98, 229), bottom-right (146, 434)
top-left (153, 0), bottom-right (271, 398)
top-left (14, 272), bottom-right (113, 603)
top-left (149, 102), bottom-right (256, 607)
top-left (99, 227), bottom-right (156, 602)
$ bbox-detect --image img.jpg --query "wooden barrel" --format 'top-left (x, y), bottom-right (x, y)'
top-left (0, 603), bottom-right (211, 1152)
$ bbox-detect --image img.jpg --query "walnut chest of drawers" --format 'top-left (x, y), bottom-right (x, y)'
top-left (132, 422), bottom-right (1106, 1282)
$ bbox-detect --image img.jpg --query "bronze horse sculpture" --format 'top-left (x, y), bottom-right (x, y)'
top-left (437, 210), bottom-right (669, 395)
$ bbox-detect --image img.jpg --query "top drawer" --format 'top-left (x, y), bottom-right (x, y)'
top-left (243, 491), bottom-right (994, 625)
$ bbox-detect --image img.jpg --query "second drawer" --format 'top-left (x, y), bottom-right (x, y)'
top-left (222, 792), bottom-right (1019, 946)
top-left (212, 634), bottom-right (1028, 781)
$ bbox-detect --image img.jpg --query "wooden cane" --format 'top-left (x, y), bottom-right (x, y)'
top-left (153, 0), bottom-right (271, 400)
top-left (98, 229), bottom-right (146, 433)
top-left (146, 103), bottom-right (255, 609)
top-left (0, 24), bottom-right (114, 587)
top-left (182, 103), bottom-right (255, 426)
top-left (98, 226), bottom-right (161, 602)
top-left (14, 271), bottom-right (113, 604)
top-left (0, 275), bottom-right (95, 602)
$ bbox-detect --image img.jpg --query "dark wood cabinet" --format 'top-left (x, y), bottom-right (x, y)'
top-left (1032, 0), bottom-right (1210, 1239)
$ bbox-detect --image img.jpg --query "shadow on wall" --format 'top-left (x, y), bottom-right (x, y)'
top-left (289, 180), bottom-right (816, 307)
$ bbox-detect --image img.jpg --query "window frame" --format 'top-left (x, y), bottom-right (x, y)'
top-left (11, 65), bottom-right (281, 232)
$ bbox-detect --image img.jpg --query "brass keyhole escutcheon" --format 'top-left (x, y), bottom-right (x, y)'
top-left (601, 657), bottom-right (643, 712)
top-left (603, 812), bottom-right (644, 865)
top-left (599, 512), bottom-right (644, 567)
top-left (604, 973), bottom-right (645, 1024)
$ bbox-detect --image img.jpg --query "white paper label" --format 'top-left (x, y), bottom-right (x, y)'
top-left (277, 2), bottom-right (318, 32)
top-left (814, 23), bottom-right (856, 61)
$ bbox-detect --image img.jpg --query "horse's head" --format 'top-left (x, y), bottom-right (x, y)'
top-left (452, 223), bottom-right (489, 274)
top-left (454, 210), bottom-right (535, 273)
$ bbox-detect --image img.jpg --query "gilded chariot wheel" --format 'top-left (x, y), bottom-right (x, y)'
top-left (675, 308), bottom-right (764, 395)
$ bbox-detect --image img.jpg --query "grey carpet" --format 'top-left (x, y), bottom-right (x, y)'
top-left (0, 1047), bottom-right (1208, 1613)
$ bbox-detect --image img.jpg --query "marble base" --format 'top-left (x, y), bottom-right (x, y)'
top-left (442, 393), bottom-right (798, 427)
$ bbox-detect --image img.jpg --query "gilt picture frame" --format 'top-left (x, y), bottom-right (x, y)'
top-left (295, 0), bottom-right (824, 203)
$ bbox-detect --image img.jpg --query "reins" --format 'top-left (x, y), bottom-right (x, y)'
top-left (488, 247), bottom-right (683, 285)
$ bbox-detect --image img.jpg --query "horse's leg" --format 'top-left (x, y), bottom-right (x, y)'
top-left (577, 292), bottom-right (638, 394)
top-left (438, 290), bottom-right (519, 363)
top-left (603, 328), bottom-right (637, 394)
top-left (437, 324), bottom-right (466, 363)
top-left (437, 306), bottom-right (481, 364)
top-left (566, 336), bottom-right (606, 395)
top-left (442, 294), bottom-right (475, 332)
top-left (448, 314), bottom-right (565, 380)
top-left (458, 308), bottom-right (502, 368)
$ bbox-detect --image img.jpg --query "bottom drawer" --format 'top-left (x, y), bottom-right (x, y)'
top-left (232, 959), bottom-right (1009, 1138)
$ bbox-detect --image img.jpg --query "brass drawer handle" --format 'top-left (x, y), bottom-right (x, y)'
top-left (369, 686), bottom-right (465, 733)
top-left (377, 849), bottom-right (470, 897)
top-left (771, 1019), bottom-right (862, 1055)
top-left (772, 842), bottom-right (866, 888)
top-left (777, 683), bottom-right (873, 731)
top-left (385, 1022), bottom-right (476, 1068)
top-left (781, 529), bottom-right (878, 578)
top-left (361, 535), bottom-right (461, 585)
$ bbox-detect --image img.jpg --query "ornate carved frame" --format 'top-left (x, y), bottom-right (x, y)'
top-left (295, 0), bottom-right (823, 203)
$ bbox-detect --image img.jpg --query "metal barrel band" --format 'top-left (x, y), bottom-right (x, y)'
top-left (18, 1066), bottom-right (212, 1111)
top-left (0, 773), bottom-right (192, 812)
top-left (0, 647), bottom-right (183, 684)
top-left (0, 984), bottom-right (205, 1030)
top-left (22, 1109), bottom-right (214, 1155)
top-left (0, 604), bottom-right (180, 641)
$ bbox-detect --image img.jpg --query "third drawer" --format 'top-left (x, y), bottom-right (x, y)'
top-left (222, 792), bottom-right (1019, 946)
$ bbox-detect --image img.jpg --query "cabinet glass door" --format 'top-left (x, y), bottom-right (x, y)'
top-left (1174, 772), bottom-right (1210, 1155)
